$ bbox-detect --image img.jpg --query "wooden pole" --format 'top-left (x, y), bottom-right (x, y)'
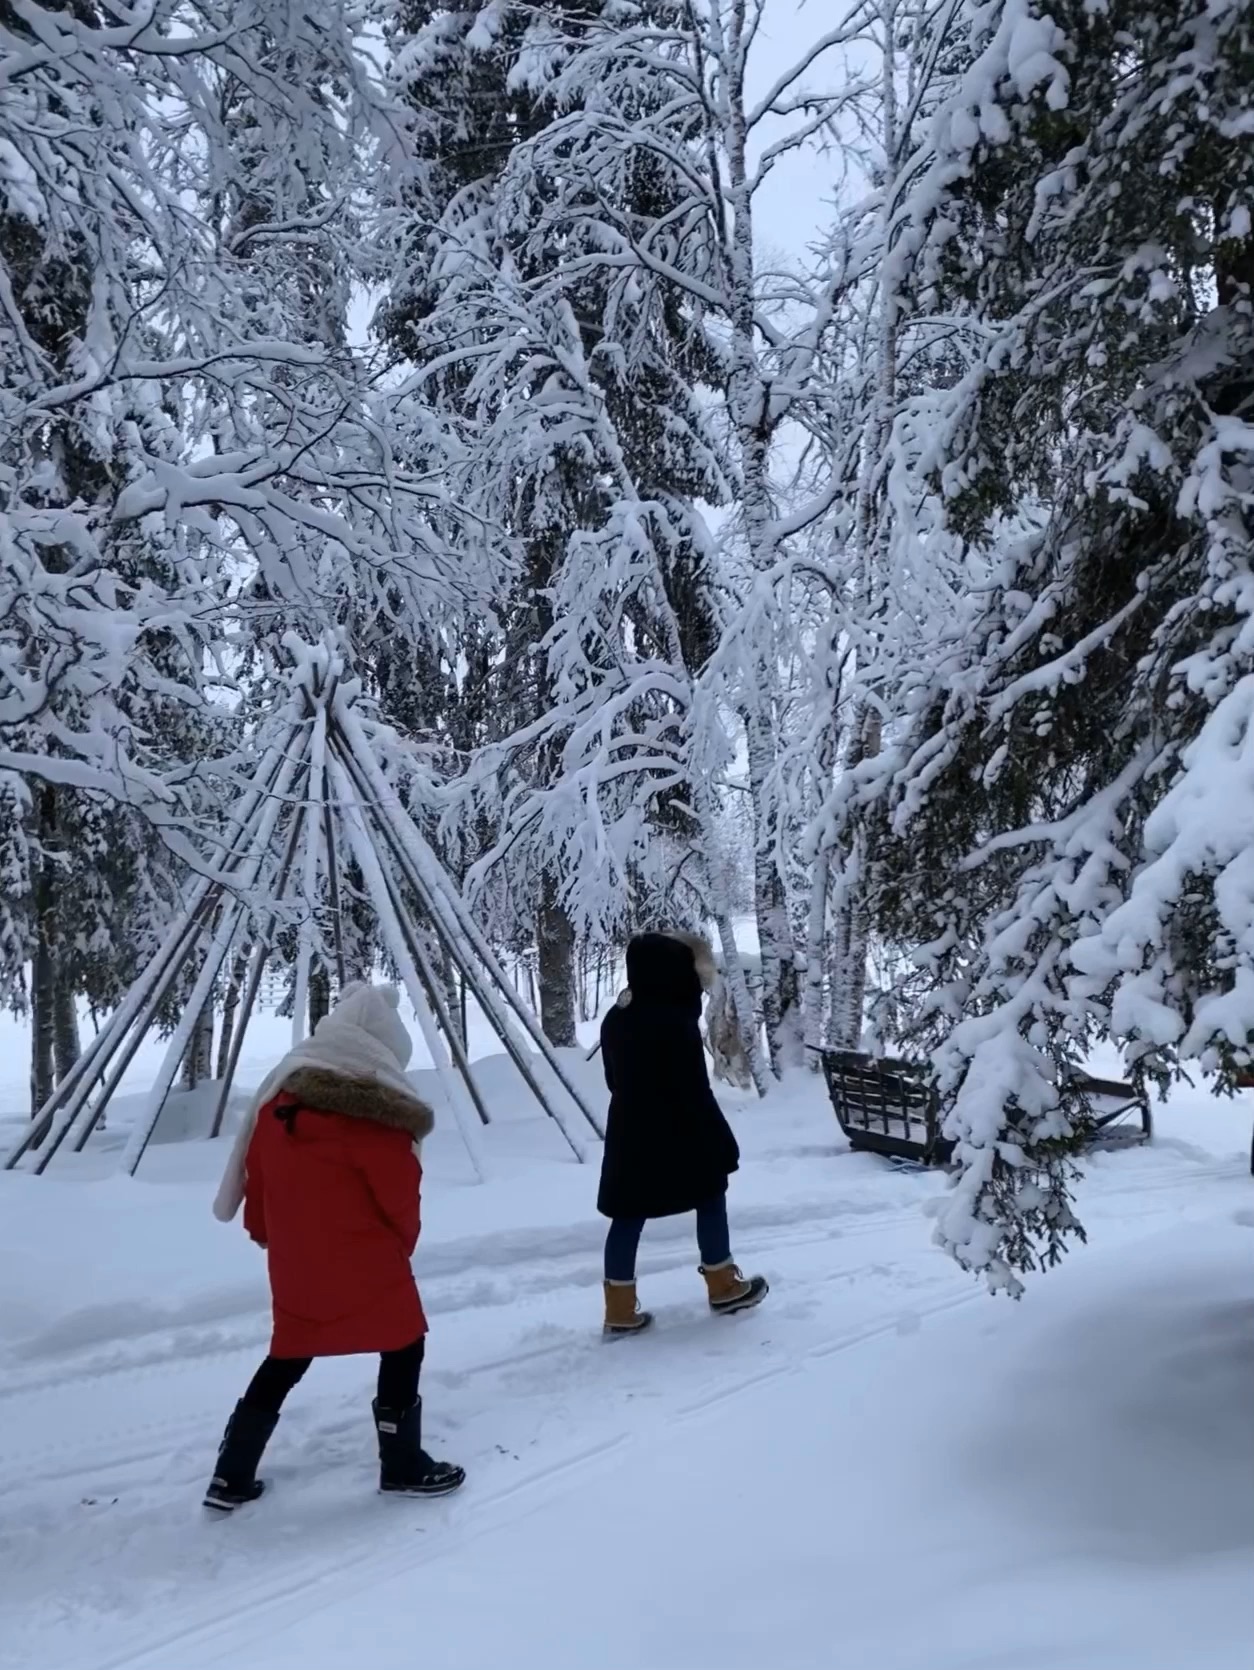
top-left (371, 857), bottom-right (494, 1128)
top-left (324, 744), bottom-right (487, 1120)
top-left (215, 948), bottom-right (251, 1081)
top-left (332, 742), bottom-right (568, 1131)
top-left (116, 896), bottom-right (248, 1175)
top-left (322, 802), bottom-right (348, 988)
top-left (33, 901), bottom-right (219, 1170)
top-left (207, 787), bottom-right (312, 1141)
top-left (59, 723), bottom-right (307, 1166)
top-left (5, 723), bottom-right (300, 1171)
top-left (330, 756), bottom-right (487, 1182)
top-left (388, 812), bottom-right (603, 1137)
top-left (332, 735), bottom-right (592, 1160)
top-left (121, 740), bottom-right (310, 1175)
top-left (334, 698), bottom-right (604, 1138)
top-left (5, 896), bottom-right (210, 1170)
top-left (289, 693), bottom-right (329, 1050)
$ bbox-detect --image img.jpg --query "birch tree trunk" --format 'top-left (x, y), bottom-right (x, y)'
top-left (825, 866), bottom-right (852, 1048)
top-left (746, 712), bottom-right (802, 1073)
top-left (827, 711), bottom-right (882, 1049)
top-left (694, 772), bottom-right (769, 1093)
top-left (710, 908), bottom-right (769, 1095)
top-left (803, 847), bottom-right (831, 1066)
top-left (803, 692), bottom-right (843, 1066)
top-left (716, 4), bottom-right (803, 1079)
top-left (824, 1), bottom-right (900, 1053)
top-left (756, 860), bottom-right (802, 1071)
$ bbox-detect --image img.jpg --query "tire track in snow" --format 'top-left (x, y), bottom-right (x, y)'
top-left (0, 1155), bottom-right (1236, 1503)
top-left (0, 1198), bottom-right (927, 1400)
top-left (6, 1155), bottom-right (1239, 1670)
top-left (1, 1152), bottom-right (1232, 1400)
top-left (88, 1275), bottom-right (979, 1670)
top-left (0, 1227), bottom-right (916, 1497)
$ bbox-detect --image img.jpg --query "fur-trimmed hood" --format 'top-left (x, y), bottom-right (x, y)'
top-left (278, 1067), bottom-right (435, 1142)
top-left (662, 930), bottom-right (716, 992)
top-left (615, 929), bottom-right (716, 1011)
top-left (214, 982), bottom-right (427, 1225)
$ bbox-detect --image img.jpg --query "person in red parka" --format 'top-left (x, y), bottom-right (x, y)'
top-left (204, 983), bottom-right (465, 1510)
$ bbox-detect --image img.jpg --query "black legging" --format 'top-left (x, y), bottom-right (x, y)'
top-left (241, 1338), bottom-right (425, 1416)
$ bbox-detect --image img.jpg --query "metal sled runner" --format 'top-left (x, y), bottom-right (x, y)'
top-left (818, 1050), bottom-right (1152, 1168)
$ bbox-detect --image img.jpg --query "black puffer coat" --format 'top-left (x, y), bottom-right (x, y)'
top-left (596, 934), bottom-right (740, 1220)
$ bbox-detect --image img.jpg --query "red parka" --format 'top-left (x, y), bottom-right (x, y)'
top-left (242, 1066), bottom-right (434, 1359)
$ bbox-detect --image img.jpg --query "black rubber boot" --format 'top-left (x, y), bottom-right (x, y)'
top-left (204, 1402), bottom-right (280, 1512)
top-left (373, 1399), bottom-right (466, 1498)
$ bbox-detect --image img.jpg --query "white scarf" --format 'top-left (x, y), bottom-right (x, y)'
top-left (212, 982), bottom-right (423, 1223)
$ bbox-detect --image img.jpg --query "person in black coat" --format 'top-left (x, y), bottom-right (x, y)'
top-left (598, 931), bottom-right (769, 1335)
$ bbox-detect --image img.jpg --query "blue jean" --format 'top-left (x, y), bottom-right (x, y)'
top-left (604, 1194), bottom-right (733, 1283)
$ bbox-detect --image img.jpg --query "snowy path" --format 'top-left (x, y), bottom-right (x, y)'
top-left (2, 1080), bottom-right (1251, 1669)
top-left (200, 1216), bottom-right (1252, 1670)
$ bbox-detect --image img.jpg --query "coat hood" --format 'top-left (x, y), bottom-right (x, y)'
top-left (619, 932), bottom-right (707, 1014)
top-left (213, 981), bottom-right (423, 1225)
top-left (662, 931), bottom-right (717, 993)
top-left (318, 981), bottom-right (414, 1071)
top-left (278, 1067), bottom-right (434, 1141)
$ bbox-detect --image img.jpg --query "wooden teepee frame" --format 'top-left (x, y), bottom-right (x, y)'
top-left (3, 641), bottom-right (605, 1180)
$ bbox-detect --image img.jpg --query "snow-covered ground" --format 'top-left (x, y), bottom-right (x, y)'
top-left (1, 1022), bottom-right (1252, 1670)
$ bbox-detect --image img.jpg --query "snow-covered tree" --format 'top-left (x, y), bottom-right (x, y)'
top-left (1, 0), bottom-right (513, 1098)
top-left (727, 0), bottom-right (980, 1070)
top-left (2, 0), bottom-right (216, 1102)
top-left (376, 0), bottom-right (754, 1052)
top-left (377, 0), bottom-right (925, 1080)
top-left (845, 0), bottom-right (1254, 1290)
top-left (1, 0), bottom-right (487, 807)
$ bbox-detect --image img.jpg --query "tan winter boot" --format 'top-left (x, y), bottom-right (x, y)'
top-left (603, 1281), bottom-right (653, 1337)
top-left (700, 1260), bottom-right (769, 1317)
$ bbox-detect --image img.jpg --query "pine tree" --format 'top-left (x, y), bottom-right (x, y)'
top-left (850, 0), bottom-right (1254, 1289)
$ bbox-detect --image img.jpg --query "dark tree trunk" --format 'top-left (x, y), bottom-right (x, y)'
top-left (1214, 233), bottom-right (1253, 420)
top-left (30, 785), bottom-right (58, 1124)
top-left (52, 974), bottom-right (80, 1083)
top-left (1215, 231), bottom-right (1254, 310)
top-left (30, 935), bottom-right (56, 1121)
top-left (182, 998), bottom-right (214, 1089)
top-left (216, 950), bottom-right (250, 1080)
top-left (536, 875), bottom-right (577, 1048)
top-left (441, 945), bottom-right (464, 1047)
top-left (309, 962), bottom-right (331, 1032)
